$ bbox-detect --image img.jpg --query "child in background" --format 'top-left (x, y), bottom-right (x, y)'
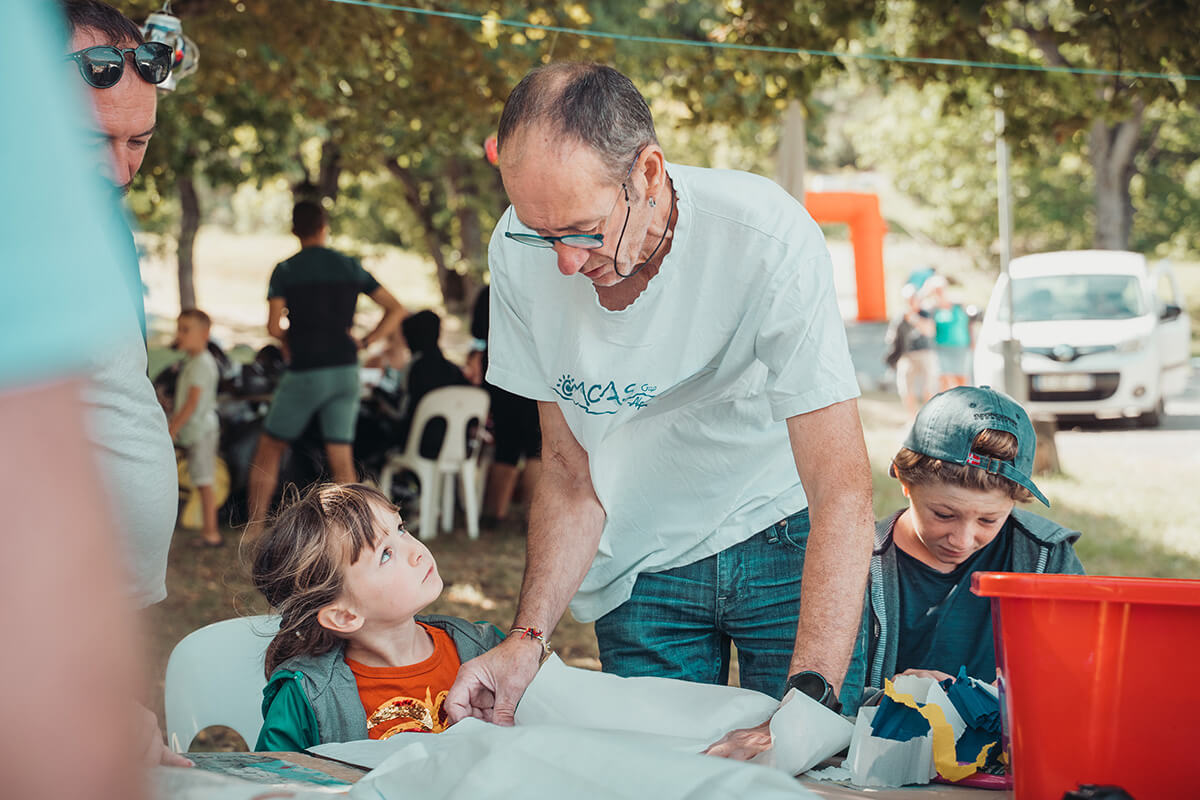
top-left (253, 483), bottom-right (508, 750)
top-left (844, 386), bottom-right (1083, 710)
top-left (168, 309), bottom-right (222, 547)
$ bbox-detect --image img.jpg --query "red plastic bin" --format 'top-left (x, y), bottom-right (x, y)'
top-left (972, 572), bottom-right (1200, 800)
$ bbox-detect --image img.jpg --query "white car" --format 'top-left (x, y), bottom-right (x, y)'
top-left (973, 250), bottom-right (1191, 426)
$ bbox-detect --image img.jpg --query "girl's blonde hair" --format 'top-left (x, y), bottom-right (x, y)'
top-left (252, 482), bottom-right (394, 676)
top-left (892, 428), bottom-right (1034, 503)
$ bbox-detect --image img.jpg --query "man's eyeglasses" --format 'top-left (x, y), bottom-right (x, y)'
top-left (504, 147), bottom-right (644, 252)
top-left (66, 43), bottom-right (173, 89)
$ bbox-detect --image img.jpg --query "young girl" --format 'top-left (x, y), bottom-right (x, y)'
top-left (843, 386), bottom-right (1084, 711)
top-left (252, 483), bottom-right (505, 750)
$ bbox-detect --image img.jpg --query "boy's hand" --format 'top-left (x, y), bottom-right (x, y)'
top-left (445, 636), bottom-right (543, 726)
top-left (896, 668), bottom-right (955, 683)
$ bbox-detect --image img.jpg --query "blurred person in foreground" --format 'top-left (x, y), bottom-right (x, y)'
top-left (446, 63), bottom-right (874, 760)
top-left (61, 0), bottom-right (191, 768)
top-left (62, 0), bottom-right (178, 607)
top-left (1, 3), bottom-right (182, 797)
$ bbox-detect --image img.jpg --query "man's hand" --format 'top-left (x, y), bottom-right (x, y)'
top-left (444, 636), bottom-right (543, 726)
top-left (703, 718), bottom-right (773, 761)
top-left (135, 704), bottom-right (192, 768)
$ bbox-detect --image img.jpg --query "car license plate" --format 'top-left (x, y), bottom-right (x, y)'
top-left (1033, 374), bottom-right (1096, 392)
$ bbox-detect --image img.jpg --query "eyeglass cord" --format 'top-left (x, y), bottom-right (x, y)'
top-left (614, 181), bottom-right (676, 280)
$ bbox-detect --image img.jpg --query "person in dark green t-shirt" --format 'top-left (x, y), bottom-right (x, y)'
top-left (842, 386), bottom-right (1083, 711)
top-left (245, 201), bottom-right (407, 540)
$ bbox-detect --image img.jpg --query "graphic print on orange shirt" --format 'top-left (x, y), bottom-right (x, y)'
top-left (346, 622), bottom-right (463, 738)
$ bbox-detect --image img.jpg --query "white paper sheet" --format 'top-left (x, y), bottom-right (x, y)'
top-left (749, 688), bottom-right (854, 775)
top-left (314, 656), bottom-right (854, 797)
top-left (347, 717), bottom-right (819, 800)
top-left (514, 654), bottom-right (780, 747)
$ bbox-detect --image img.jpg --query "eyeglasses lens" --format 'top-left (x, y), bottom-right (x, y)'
top-left (134, 43), bottom-right (173, 84)
top-left (83, 49), bottom-right (124, 88)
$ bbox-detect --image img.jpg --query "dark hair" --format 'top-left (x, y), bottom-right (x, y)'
top-left (292, 200), bottom-right (327, 239)
top-left (61, 0), bottom-right (144, 46)
top-left (252, 483), bottom-right (394, 676)
top-left (178, 308), bottom-right (211, 329)
top-left (892, 429), bottom-right (1034, 503)
top-left (497, 62), bottom-right (658, 184)
top-left (401, 310), bottom-right (441, 355)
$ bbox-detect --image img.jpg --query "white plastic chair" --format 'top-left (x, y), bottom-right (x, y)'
top-left (164, 615), bottom-right (280, 752)
top-left (379, 385), bottom-right (490, 540)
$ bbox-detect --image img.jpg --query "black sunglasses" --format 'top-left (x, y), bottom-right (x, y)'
top-left (66, 42), bottom-right (173, 89)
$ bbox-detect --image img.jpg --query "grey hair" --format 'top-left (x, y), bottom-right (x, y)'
top-left (497, 62), bottom-right (658, 184)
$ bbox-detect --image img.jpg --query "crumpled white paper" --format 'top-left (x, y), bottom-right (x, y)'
top-left (844, 674), bottom-right (966, 788)
top-left (749, 688), bottom-right (854, 776)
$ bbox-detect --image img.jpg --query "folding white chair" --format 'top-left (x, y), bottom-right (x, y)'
top-left (163, 615), bottom-right (280, 752)
top-left (379, 385), bottom-right (490, 539)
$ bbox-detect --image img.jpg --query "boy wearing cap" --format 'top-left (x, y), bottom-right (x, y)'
top-left (846, 386), bottom-right (1083, 708)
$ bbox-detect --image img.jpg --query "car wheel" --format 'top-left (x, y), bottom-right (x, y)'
top-left (1137, 397), bottom-right (1165, 428)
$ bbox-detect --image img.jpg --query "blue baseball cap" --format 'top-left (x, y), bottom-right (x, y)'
top-left (901, 386), bottom-right (1049, 506)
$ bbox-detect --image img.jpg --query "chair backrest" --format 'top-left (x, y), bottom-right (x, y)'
top-left (404, 385), bottom-right (490, 468)
top-left (164, 614), bottom-right (280, 752)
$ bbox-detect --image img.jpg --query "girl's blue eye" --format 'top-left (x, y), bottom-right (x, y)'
top-left (380, 547), bottom-right (393, 564)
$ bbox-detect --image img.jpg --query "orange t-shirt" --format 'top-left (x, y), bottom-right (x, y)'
top-left (345, 622), bottom-right (463, 738)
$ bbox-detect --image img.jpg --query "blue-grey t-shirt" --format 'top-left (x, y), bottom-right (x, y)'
top-left (894, 518), bottom-right (1015, 680)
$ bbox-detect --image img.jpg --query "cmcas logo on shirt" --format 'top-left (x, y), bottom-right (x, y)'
top-left (554, 373), bottom-right (659, 416)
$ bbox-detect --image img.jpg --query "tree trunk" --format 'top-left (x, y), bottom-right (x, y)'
top-left (1089, 100), bottom-right (1144, 250)
top-left (318, 139), bottom-right (341, 200)
top-left (445, 157), bottom-right (481, 312)
top-left (775, 99), bottom-right (807, 203)
top-left (387, 159), bottom-right (465, 309)
top-left (177, 172), bottom-right (201, 311)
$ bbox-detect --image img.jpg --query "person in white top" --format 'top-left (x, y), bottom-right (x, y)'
top-left (445, 62), bottom-right (874, 759)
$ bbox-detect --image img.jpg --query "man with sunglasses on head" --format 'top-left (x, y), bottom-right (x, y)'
top-left (60, 0), bottom-right (188, 769)
top-left (446, 63), bottom-right (874, 759)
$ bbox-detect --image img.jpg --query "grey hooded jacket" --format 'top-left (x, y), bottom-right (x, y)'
top-left (256, 614), bottom-right (505, 750)
top-left (841, 508), bottom-right (1083, 712)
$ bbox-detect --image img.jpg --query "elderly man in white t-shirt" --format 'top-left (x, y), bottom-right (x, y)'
top-left (446, 62), bottom-right (874, 758)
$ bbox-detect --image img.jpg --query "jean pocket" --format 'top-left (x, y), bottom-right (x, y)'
top-left (768, 508), bottom-right (810, 551)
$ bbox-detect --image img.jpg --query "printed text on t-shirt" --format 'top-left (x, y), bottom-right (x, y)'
top-left (554, 373), bottom-right (658, 415)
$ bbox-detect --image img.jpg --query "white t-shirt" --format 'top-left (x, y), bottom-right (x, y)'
top-left (487, 163), bottom-right (860, 622)
top-left (83, 313), bottom-right (178, 608)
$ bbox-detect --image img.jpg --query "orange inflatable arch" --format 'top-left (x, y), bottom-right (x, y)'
top-left (803, 192), bottom-right (887, 322)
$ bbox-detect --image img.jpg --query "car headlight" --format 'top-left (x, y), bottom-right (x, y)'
top-left (1116, 335), bottom-right (1151, 353)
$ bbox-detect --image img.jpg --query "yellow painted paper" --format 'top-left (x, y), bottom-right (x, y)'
top-left (881, 679), bottom-right (990, 782)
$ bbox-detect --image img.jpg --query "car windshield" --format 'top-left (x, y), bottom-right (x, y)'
top-left (1004, 274), bottom-right (1146, 322)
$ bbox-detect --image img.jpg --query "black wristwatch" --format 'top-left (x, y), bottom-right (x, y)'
top-left (785, 670), bottom-right (843, 713)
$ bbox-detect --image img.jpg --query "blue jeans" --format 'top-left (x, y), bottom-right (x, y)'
top-left (594, 510), bottom-right (811, 700)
